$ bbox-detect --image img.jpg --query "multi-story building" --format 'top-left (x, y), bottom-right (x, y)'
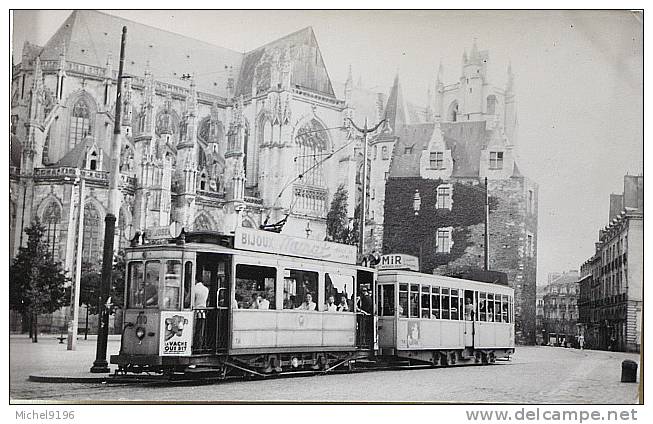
top-left (380, 42), bottom-right (538, 345)
top-left (577, 175), bottom-right (643, 352)
top-left (540, 270), bottom-right (580, 346)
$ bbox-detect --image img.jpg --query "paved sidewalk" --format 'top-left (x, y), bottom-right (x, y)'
top-left (10, 334), bottom-right (122, 384)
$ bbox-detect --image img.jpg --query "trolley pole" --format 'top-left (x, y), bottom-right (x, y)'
top-left (67, 170), bottom-right (85, 350)
top-left (346, 117), bottom-right (385, 262)
top-left (484, 176), bottom-right (489, 271)
top-left (91, 26), bottom-right (127, 373)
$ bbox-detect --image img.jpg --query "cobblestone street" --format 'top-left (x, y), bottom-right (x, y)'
top-left (10, 337), bottom-right (640, 403)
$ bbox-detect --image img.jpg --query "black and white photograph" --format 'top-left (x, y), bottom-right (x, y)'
top-left (6, 6), bottom-right (645, 413)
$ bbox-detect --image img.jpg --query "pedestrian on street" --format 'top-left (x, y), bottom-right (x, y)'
top-left (578, 335), bottom-right (585, 350)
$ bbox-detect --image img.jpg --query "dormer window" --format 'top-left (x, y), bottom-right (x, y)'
top-left (436, 184), bottom-right (453, 210)
top-left (429, 151), bottom-right (444, 169)
top-left (489, 151), bottom-right (504, 170)
top-left (88, 150), bottom-right (98, 170)
top-left (381, 146), bottom-right (389, 160)
top-left (404, 146), bottom-right (414, 154)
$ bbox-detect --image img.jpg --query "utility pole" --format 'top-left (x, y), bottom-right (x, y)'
top-left (91, 26), bottom-right (127, 373)
top-left (67, 169), bottom-right (85, 350)
top-left (484, 177), bottom-right (489, 271)
top-left (346, 117), bottom-right (385, 262)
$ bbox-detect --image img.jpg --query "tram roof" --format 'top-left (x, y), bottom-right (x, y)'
top-left (378, 269), bottom-right (514, 293)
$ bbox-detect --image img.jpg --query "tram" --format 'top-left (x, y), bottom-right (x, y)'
top-left (111, 227), bottom-right (375, 376)
top-left (111, 228), bottom-right (514, 377)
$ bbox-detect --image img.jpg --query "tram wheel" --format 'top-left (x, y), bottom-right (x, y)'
top-left (481, 352), bottom-right (489, 365)
top-left (440, 352), bottom-right (449, 367)
top-left (474, 352), bottom-right (482, 364)
top-left (449, 352), bottom-right (457, 365)
top-left (488, 352), bottom-right (496, 364)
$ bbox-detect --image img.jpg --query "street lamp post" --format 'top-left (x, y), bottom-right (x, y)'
top-left (412, 189), bottom-right (423, 272)
top-left (91, 26), bottom-right (127, 373)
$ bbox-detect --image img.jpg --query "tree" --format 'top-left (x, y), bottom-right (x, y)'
top-left (326, 184), bottom-right (351, 243)
top-left (10, 219), bottom-right (70, 342)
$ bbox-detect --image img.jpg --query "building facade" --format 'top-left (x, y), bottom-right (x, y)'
top-left (380, 42), bottom-right (538, 345)
top-left (577, 175), bottom-right (643, 352)
top-left (540, 270), bottom-right (580, 346)
top-left (10, 11), bottom-right (379, 267)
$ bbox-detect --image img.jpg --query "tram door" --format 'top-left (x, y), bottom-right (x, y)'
top-left (356, 270), bottom-right (375, 349)
top-left (464, 290), bottom-right (475, 348)
top-left (196, 253), bottom-right (231, 352)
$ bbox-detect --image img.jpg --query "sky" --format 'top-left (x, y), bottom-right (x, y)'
top-left (11, 10), bottom-right (643, 285)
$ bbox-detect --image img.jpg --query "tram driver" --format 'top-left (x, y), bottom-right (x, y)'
top-left (144, 273), bottom-right (158, 307)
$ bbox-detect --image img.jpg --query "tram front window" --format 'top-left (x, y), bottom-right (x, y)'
top-left (283, 269), bottom-right (318, 310)
top-left (183, 261), bottom-right (193, 309)
top-left (162, 260), bottom-right (181, 310)
top-left (143, 261), bottom-right (160, 308)
top-left (128, 262), bottom-right (144, 308)
top-left (235, 264), bottom-right (276, 310)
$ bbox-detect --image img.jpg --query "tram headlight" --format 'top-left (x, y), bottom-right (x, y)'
top-left (135, 326), bottom-right (146, 340)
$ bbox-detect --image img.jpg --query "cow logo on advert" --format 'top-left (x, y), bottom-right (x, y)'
top-left (159, 311), bottom-right (193, 356)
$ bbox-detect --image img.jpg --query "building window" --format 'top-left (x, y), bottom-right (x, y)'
top-left (487, 95), bottom-right (497, 115)
top-left (436, 228), bottom-right (452, 253)
top-left (436, 184), bottom-right (452, 210)
top-left (69, 99), bottom-right (91, 149)
top-left (430, 151), bottom-right (444, 169)
top-left (382, 146), bottom-right (389, 160)
top-left (489, 151), bottom-right (504, 170)
top-left (373, 145), bottom-right (377, 160)
top-left (526, 233), bottom-right (534, 258)
top-left (528, 189), bottom-right (534, 214)
top-left (82, 203), bottom-right (102, 264)
top-left (404, 146), bottom-right (413, 155)
top-left (42, 202), bottom-right (62, 260)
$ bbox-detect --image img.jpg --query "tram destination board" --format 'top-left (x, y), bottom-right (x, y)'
top-left (235, 227), bottom-right (357, 264)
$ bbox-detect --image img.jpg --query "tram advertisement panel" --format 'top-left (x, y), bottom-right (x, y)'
top-left (235, 227), bottom-right (357, 264)
top-left (159, 311), bottom-right (194, 356)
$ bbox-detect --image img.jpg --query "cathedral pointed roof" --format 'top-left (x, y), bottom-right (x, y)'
top-left (38, 10), bottom-right (243, 97)
top-left (235, 26), bottom-right (335, 98)
top-left (382, 73), bottom-right (408, 134)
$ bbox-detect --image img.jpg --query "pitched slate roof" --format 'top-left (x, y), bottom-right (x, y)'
top-left (53, 137), bottom-right (110, 169)
top-left (234, 27), bottom-right (335, 98)
top-left (39, 10), bottom-right (243, 97)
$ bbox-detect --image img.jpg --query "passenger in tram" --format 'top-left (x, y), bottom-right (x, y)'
top-left (336, 295), bottom-right (349, 312)
top-left (296, 293), bottom-right (317, 311)
top-left (144, 273), bottom-right (158, 307)
top-left (283, 290), bottom-right (295, 309)
top-left (487, 304), bottom-right (495, 322)
top-left (193, 277), bottom-right (209, 309)
top-left (324, 295), bottom-right (337, 312)
top-left (464, 298), bottom-right (474, 320)
top-left (249, 293), bottom-right (260, 309)
top-left (358, 288), bottom-right (373, 315)
top-left (258, 293), bottom-right (270, 310)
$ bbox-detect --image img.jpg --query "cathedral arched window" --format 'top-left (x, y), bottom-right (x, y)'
top-left (82, 203), bottom-right (102, 264)
top-left (69, 99), bottom-right (92, 149)
top-left (193, 214), bottom-right (212, 231)
top-left (487, 95), bottom-right (497, 115)
top-left (293, 119), bottom-right (329, 215)
top-left (198, 171), bottom-right (207, 191)
top-left (263, 120), bottom-right (272, 144)
top-left (42, 201), bottom-right (61, 260)
top-left (447, 101), bottom-right (459, 122)
top-left (198, 117), bottom-right (212, 143)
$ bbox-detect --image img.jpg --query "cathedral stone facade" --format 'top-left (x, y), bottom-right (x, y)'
top-left (10, 11), bottom-right (367, 273)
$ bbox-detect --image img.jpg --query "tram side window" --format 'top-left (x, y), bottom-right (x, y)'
top-left (128, 261), bottom-right (144, 308)
top-left (431, 287), bottom-right (440, 319)
top-left (183, 261), bottom-right (193, 309)
top-left (381, 284), bottom-right (395, 316)
top-left (235, 264), bottom-right (276, 310)
top-left (478, 292), bottom-right (487, 321)
top-left (284, 269), bottom-right (318, 310)
top-left (495, 294), bottom-right (502, 322)
top-left (421, 285), bottom-right (430, 318)
top-left (487, 293), bottom-right (495, 321)
top-left (501, 295), bottom-right (509, 323)
top-left (162, 260), bottom-right (182, 310)
top-left (409, 284), bottom-right (419, 318)
top-left (441, 288), bottom-right (450, 319)
top-left (450, 289), bottom-right (459, 320)
top-left (325, 273), bottom-right (353, 312)
top-left (398, 284), bottom-right (408, 317)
